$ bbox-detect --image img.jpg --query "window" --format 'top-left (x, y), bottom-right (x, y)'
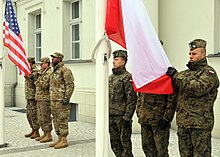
top-left (35, 14), bottom-right (41, 61)
top-left (70, 0), bottom-right (82, 59)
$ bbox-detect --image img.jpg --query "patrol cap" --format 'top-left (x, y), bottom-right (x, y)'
top-left (27, 57), bottom-right (35, 63)
top-left (112, 50), bottom-right (127, 58)
top-left (40, 57), bottom-right (50, 63)
top-left (50, 52), bottom-right (64, 59)
top-left (189, 39), bottom-right (207, 51)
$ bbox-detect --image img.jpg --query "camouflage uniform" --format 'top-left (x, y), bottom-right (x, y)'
top-left (173, 39), bottom-right (219, 157)
top-left (35, 57), bottom-right (53, 134)
top-left (109, 50), bottom-right (137, 157)
top-left (136, 93), bottom-right (176, 157)
top-left (49, 60), bottom-right (74, 137)
top-left (25, 58), bottom-right (39, 131)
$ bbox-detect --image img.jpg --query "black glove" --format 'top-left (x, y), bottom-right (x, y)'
top-left (62, 98), bottom-right (69, 106)
top-left (166, 67), bottom-right (177, 77)
top-left (158, 118), bottom-right (170, 130)
top-left (29, 74), bottom-right (36, 82)
top-left (123, 119), bottom-right (131, 128)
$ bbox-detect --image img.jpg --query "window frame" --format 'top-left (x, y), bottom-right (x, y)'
top-left (34, 14), bottom-right (42, 61)
top-left (70, 0), bottom-right (82, 59)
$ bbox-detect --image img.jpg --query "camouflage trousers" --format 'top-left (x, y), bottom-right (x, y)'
top-left (140, 124), bottom-right (170, 157)
top-left (51, 101), bottom-right (70, 137)
top-left (177, 127), bottom-right (212, 157)
top-left (37, 101), bottom-right (52, 133)
top-left (26, 99), bottom-right (39, 130)
top-left (109, 116), bottom-right (133, 157)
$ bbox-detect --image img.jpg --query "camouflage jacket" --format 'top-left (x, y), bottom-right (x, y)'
top-left (136, 93), bottom-right (177, 125)
top-left (109, 66), bottom-right (137, 120)
top-left (35, 66), bottom-right (53, 101)
top-left (173, 58), bottom-right (219, 130)
top-left (25, 64), bottom-right (39, 99)
top-left (49, 62), bottom-right (74, 101)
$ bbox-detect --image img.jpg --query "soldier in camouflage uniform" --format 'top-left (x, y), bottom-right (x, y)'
top-left (136, 40), bottom-right (177, 157)
top-left (167, 39), bottom-right (219, 157)
top-left (136, 93), bottom-right (176, 157)
top-left (49, 52), bottom-right (74, 149)
top-left (34, 57), bottom-right (53, 143)
top-left (109, 50), bottom-right (137, 157)
top-left (24, 57), bottom-right (40, 139)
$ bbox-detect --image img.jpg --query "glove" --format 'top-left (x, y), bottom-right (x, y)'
top-left (123, 116), bottom-right (131, 128)
top-left (29, 74), bottom-right (36, 82)
top-left (123, 119), bottom-right (131, 128)
top-left (166, 67), bottom-right (177, 77)
top-left (158, 118), bottom-right (170, 130)
top-left (62, 98), bottom-right (69, 106)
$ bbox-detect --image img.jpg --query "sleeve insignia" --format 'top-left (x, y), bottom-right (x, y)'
top-left (209, 70), bottom-right (215, 74)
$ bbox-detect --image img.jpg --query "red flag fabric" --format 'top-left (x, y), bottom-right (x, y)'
top-left (105, 0), bottom-right (173, 94)
top-left (105, 0), bottom-right (126, 49)
top-left (3, 0), bottom-right (31, 76)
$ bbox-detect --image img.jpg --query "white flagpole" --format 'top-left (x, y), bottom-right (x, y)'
top-left (0, 0), bottom-right (7, 148)
top-left (94, 0), bottom-right (109, 156)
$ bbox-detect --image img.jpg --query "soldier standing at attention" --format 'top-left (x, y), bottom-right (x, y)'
top-left (49, 52), bottom-right (74, 149)
top-left (109, 50), bottom-right (137, 157)
top-left (34, 57), bottom-right (53, 143)
top-left (166, 39), bottom-right (219, 157)
top-left (24, 57), bottom-right (40, 139)
top-left (136, 40), bottom-right (177, 157)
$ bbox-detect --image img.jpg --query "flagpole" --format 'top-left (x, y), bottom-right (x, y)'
top-left (94, 0), bottom-right (109, 156)
top-left (0, 0), bottom-right (7, 148)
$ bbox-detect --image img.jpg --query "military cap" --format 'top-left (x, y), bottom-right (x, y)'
top-left (50, 52), bottom-right (64, 59)
top-left (27, 57), bottom-right (35, 63)
top-left (40, 57), bottom-right (50, 63)
top-left (112, 50), bottom-right (127, 58)
top-left (189, 39), bottom-right (207, 51)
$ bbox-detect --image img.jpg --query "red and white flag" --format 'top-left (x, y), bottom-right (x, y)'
top-left (105, 0), bottom-right (173, 94)
top-left (3, 0), bottom-right (31, 76)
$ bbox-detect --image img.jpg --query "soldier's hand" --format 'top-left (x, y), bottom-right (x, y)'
top-left (122, 116), bottom-right (131, 128)
top-left (123, 120), bottom-right (131, 128)
top-left (29, 74), bottom-right (36, 82)
top-left (166, 67), bottom-right (177, 77)
top-left (158, 118), bottom-right (170, 130)
top-left (62, 98), bottom-right (69, 106)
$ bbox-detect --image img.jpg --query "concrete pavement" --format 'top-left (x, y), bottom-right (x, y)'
top-left (0, 107), bottom-right (220, 157)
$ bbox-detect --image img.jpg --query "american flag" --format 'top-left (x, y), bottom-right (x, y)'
top-left (3, 0), bottom-right (31, 76)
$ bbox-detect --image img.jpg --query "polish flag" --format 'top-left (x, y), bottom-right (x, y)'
top-left (105, 0), bottom-right (173, 94)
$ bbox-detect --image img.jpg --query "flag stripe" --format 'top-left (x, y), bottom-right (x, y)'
top-left (3, 0), bottom-right (31, 76)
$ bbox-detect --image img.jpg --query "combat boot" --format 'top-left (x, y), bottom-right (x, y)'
top-left (35, 134), bottom-right (46, 141)
top-left (40, 132), bottom-right (52, 143)
top-left (54, 136), bottom-right (68, 149)
top-left (24, 129), bottom-right (34, 138)
top-left (30, 130), bottom-right (40, 139)
top-left (49, 136), bottom-right (61, 147)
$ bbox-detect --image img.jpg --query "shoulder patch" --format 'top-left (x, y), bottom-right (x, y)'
top-left (209, 70), bottom-right (215, 74)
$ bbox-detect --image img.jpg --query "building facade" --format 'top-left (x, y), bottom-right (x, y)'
top-left (3, 0), bottom-right (220, 137)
